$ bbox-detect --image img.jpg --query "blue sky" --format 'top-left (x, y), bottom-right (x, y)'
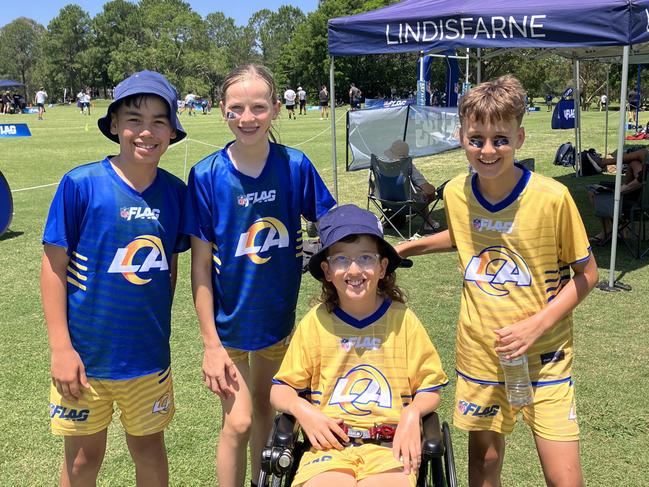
top-left (0, 0), bottom-right (319, 28)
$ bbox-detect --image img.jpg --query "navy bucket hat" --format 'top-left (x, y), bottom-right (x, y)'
top-left (308, 204), bottom-right (402, 280)
top-left (97, 70), bottom-right (186, 144)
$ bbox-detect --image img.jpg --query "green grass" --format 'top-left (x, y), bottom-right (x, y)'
top-left (1, 102), bottom-right (648, 486)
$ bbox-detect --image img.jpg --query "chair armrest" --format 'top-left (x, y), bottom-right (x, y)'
top-left (421, 412), bottom-right (444, 459)
top-left (271, 413), bottom-right (300, 449)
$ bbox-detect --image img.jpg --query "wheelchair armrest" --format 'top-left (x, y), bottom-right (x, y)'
top-left (421, 412), bottom-right (444, 459)
top-left (269, 413), bottom-right (300, 449)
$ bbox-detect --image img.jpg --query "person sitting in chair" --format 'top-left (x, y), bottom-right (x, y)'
top-left (587, 148), bottom-right (646, 245)
top-left (383, 140), bottom-right (437, 203)
top-left (270, 205), bottom-right (449, 487)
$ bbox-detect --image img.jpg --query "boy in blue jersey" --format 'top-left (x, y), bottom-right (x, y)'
top-left (41, 71), bottom-right (189, 487)
top-left (396, 76), bottom-right (598, 487)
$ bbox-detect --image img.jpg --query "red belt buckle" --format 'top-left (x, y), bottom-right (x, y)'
top-left (371, 424), bottom-right (396, 441)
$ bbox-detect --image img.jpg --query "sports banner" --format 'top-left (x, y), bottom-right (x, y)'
top-left (0, 123), bottom-right (31, 137)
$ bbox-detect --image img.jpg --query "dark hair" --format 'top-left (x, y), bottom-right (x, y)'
top-left (109, 93), bottom-right (171, 121)
top-left (315, 234), bottom-right (406, 312)
top-left (220, 63), bottom-right (279, 143)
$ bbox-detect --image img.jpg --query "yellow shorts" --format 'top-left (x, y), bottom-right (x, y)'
top-left (453, 375), bottom-right (579, 441)
top-left (292, 443), bottom-right (417, 487)
top-left (225, 336), bottom-right (291, 363)
top-left (49, 367), bottom-right (174, 437)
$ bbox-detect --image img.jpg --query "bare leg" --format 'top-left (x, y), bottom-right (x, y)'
top-left (357, 469), bottom-right (411, 487)
top-left (300, 470), bottom-right (357, 487)
top-left (125, 431), bottom-right (168, 487)
top-left (534, 435), bottom-right (584, 487)
top-left (468, 430), bottom-right (505, 487)
top-left (60, 429), bottom-right (107, 487)
top-left (249, 353), bottom-right (283, 482)
top-left (217, 358), bottom-right (252, 487)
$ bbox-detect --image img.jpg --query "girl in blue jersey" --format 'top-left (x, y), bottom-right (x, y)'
top-left (183, 64), bottom-right (335, 487)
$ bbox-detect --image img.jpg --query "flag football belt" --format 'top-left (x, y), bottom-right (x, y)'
top-left (341, 423), bottom-right (397, 446)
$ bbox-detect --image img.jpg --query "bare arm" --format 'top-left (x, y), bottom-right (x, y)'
top-left (41, 244), bottom-right (89, 400)
top-left (170, 253), bottom-right (179, 296)
top-left (190, 236), bottom-right (237, 398)
top-left (393, 391), bottom-right (442, 474)
top-left (270, 383), bottom-right (349, 451)
top-left (495, 252), bottom-right (598, 358)
top-left (395, 229), bottom-right (454, 258)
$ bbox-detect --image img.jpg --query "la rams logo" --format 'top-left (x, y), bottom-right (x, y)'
top-left (107, 235), bottom-right (169, 285)
top-left (235, 217), bottom-right (289, 264)
top-left (329, 364), bottom-right (392, 416)
top-left (464, 246), bottom-right (531, 296)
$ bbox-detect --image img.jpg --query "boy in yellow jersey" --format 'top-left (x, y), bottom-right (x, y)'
top-left (271, 204), bottom-right (448, 487)
top-left (396, 75), bottom-right (598, 487)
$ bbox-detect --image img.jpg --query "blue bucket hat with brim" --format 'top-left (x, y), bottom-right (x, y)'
top-left (308, 204), bottom-right (402, 280)
top-left (97, 70), bottom-right (186, 144)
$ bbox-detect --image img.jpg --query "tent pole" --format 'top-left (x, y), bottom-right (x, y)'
top-left (604, 45), bottom-right (631, 291)
top-left (573, 59), bottom-right (581, 171)
top-left (604, 65), bottom-right (610, 157)
top-left (330, 56), bottom-right (338, 202)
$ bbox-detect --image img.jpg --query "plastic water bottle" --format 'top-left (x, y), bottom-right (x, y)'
top-left (499, 353), bottom-right (533, 407)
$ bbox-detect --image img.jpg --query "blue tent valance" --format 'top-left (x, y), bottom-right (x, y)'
top-left (328, 0), bottom-right (649, 56)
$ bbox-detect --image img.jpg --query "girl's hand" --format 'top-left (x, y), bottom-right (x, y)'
top-left (202, 345), bottom-right (237, 399)
top-left (51, 346), bottom-right (90, 401)
top-left (494, 314), bottom-right (545, 359)
top-left (293, 401), bottom-right (349, 451)
top-left (392, 405), bottom-right (422, 475)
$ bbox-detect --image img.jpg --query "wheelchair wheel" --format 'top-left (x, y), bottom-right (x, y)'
top-left (442, 422), bottom-right (457, 487)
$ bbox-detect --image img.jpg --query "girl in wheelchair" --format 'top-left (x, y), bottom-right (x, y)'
top-left (270, 204), bottom-right (449, 487)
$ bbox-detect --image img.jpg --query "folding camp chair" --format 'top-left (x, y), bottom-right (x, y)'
top-left (593, 167), bottom-right (649, 258)
top-left (367, 154), bottom-right (438, 240)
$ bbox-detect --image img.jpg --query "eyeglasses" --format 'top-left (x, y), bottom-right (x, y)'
top-left (468, 137), bottom-right (510, 149)
top-left (326, 253), bottom-right (381, 271)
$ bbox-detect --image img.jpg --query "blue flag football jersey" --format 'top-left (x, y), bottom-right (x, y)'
top-left (183, 142), bottom-right (336, 351)
top-left (43, 158), bottom-right (190, 380)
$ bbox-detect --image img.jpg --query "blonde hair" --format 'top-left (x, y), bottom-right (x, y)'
top-left (220, 63), bottom-right (279, 142)
top-left (459, 75), bottom-right (526, 126)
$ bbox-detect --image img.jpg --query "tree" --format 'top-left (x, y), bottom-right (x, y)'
top-left (248, 6), bottom-right (305, 86)
top-left (92, 0), bottom-right (142, 94)
top-left (40, 5), bottom-right (92, 99)
top-left (0, 18), bottom-right (45, 97)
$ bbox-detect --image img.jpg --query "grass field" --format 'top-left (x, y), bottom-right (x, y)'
top-left (0, 101), bottom-right (648, 486)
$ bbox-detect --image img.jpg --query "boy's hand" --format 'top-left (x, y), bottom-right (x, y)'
top-left (202, 345), bottom-right (237, 399)
top-left (393, 405), bottom-right (422, 475)
top-left (293, 401), bottom-right (349, 451)
top-left (494, 313), bottom-right (545, 359)
top-left (51, 347), bottom-right (89, 401)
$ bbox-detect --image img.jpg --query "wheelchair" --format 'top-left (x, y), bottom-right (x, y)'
top-left (258, 411), bottom-right (457, 487)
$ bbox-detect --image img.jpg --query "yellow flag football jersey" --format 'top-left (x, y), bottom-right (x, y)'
top-left (273, 300), bottom-right (449, 429)
top-left (444, 167), bottom-right (591, 385)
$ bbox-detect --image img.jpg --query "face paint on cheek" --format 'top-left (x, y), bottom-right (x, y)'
top-left (226, 111), bottom-right (238, 120)
top-left (468, 138), bottom-right (483, 148)
top-left (493, 137), bottom-right (510, 147)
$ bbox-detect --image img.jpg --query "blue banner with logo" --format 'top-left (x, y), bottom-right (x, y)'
top-left (552, 99), bottom-right (575, 129)
top-left (328, 0), bottom-right (649, 56)
top-left (0, 123), bottom-right (31, 137)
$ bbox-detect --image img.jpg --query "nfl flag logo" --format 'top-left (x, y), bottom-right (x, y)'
top-left (340, 338), bottom-right (353, 352)
top-left (472, 218), bottom-right (481, 230)
top-left (120, 207), bottom-right (130, 219)
top-left (237, 195), bottom-right (248, 206)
